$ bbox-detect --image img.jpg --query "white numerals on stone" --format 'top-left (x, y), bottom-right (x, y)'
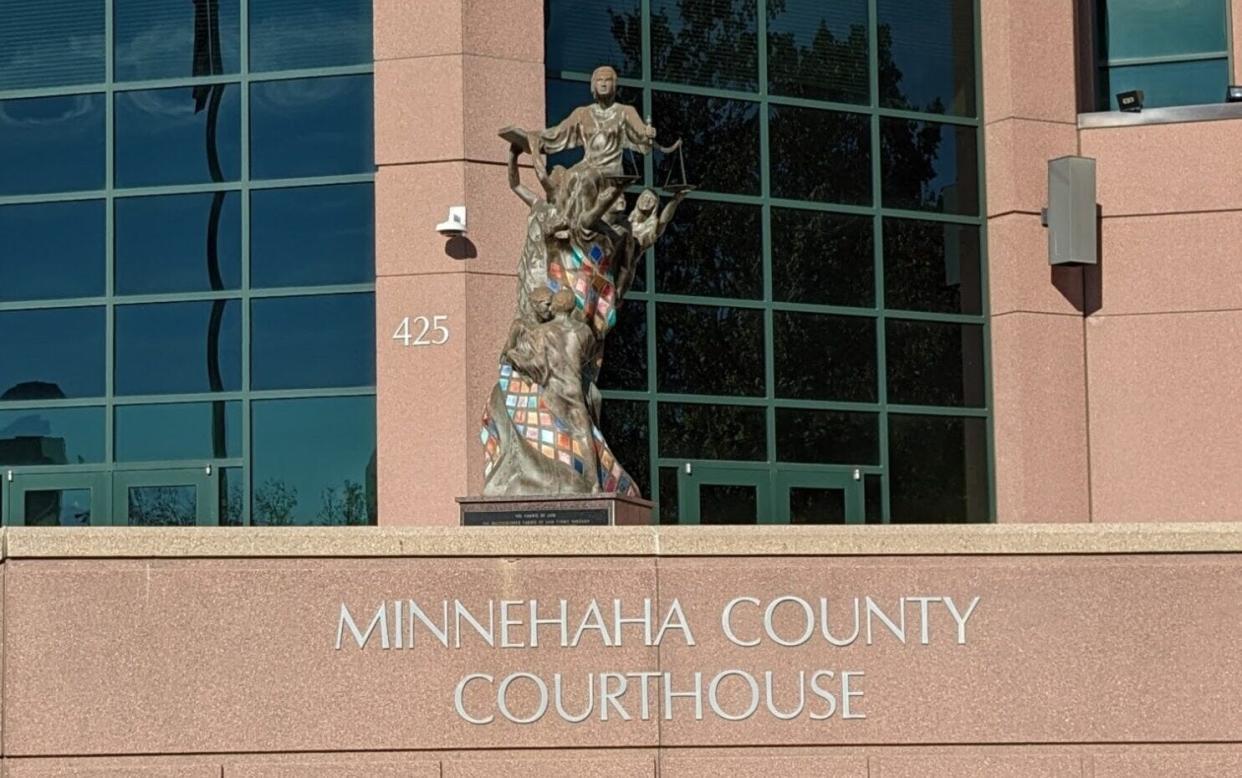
top-left (393, 315), bottom-right (450, 347)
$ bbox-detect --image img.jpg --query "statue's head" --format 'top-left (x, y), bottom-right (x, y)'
top-left (590, 66), bottom-right (618, 104)
top-left (551, 289), bottom-right (578, 316)
top-left (530, 286), bottom-right (555, 321)
top-left (636, 188), bottom-right (658, 214)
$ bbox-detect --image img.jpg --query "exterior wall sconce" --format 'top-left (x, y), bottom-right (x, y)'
top-left (1116, 90), bottom-right (1143, 112)
top-left (1042, 156), bottom-right (1097, 266)
top-left (1227, 86), bottom-right (1242, 103)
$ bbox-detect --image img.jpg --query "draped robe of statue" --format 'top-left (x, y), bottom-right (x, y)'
top-left (480, 97), bottom-right (678, 496)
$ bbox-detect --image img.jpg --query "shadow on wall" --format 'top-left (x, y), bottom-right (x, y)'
top-left (445, 236), bottom-right (478, 260)
top-left (1050, 203), bottom-right (1103, 316)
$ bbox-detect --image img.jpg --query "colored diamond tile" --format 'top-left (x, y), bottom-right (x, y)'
top-left (589, 244), bottom-right (603, 261)
top-left (558, 451), bottom-right (573, 466)
top-left (541, 429), bottom-right (554, 444)
top-left (557, 433), bottom-right (570, 449)
top-left (505, 395), bottom-right (518, 408)
top-left (540, 412), bottom-right (552, 426)
top-left (541, 444), bottom-right (556, 457)
top-left (574, 459), bottom-right (585, 474)
top-left (525, 427), bottom-right (539, 440)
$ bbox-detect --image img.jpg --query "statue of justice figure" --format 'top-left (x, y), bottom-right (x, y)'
top-left (480, 65), bottom-right (689, 496)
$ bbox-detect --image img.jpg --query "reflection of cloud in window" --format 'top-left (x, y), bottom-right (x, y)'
top-left (118, 88), bottom-right (206, 123)
top-left (250, 76), bottom-right (351, 111)
top-left (249, 7), bottom-right (369, 70)
top-left (1, 414), bottom-right (52, 438)
top-left (0, 33), bottom-right (104, 90)
top-left (115, 19), bottom-right (239, 79)
top-left (0, 94), bottom-right (99, 127)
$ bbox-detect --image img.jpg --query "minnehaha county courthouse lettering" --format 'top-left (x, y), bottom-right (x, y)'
top-left (2, 0), bottom-right (1242, 775)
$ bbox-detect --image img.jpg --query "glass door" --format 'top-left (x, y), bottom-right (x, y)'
top-left (5, 471), bottom-right (109, 526)
top-left (112, 467), bottom-right (218, 526)
top-left (774, 470), bottom-right (864, 524)
top-left (676, 463), bottom-right (772, 524)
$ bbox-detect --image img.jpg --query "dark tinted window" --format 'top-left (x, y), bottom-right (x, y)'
top-left (115, 401), bottom-right (241, 461)
top-left (252, 396), bottom-right (376, 525)
top-left (878, 0), bottom-right (976, 116)
top-left (889, 414), bottom-right (988, 523)
top-left (651, 0), bottom-right (758, 91)
top-left (250, 75), bottom-right (373, 179)
top-left (114, 0), bottom-right (241, 82)
top-left (658, 403), bottom-right (766, 461)
top-left (0, 0), bottom-right (105, 91)
top-left (881, 118), bottom-right (979, 215)
top-left (0, 94), bottom-right (105, 196)
top-left (115, 192), bottom-right (242, 294)
top-left (656, 201), bottom-right (763, 299)
top-left (115, 85), bottom-right (241, 188)
top-left (251, 184), bottom-right (374, 288)
top-left (774, 312), bottom-right (876, 402)
top-left (652, 91), bottom-right (760, 195)
top-left (545, 0), bottom-right (642, 78)
top-left (776, 409), bottom-right (879, 465)
top-left (771, 209), bottom-right (873, 308)
top-left (886, 320), bottom-right (985, 407)
top-left (0, 307), bottom-right (105, 399)
top-left (0, 201), bottom-right (105, 302)
top-left (884, 218), bottom-right (981, 315)
top-left (597, 301), bottom-right (647, 391)
top-left (115, 300), bottom-right (242, 395)
top-left (768, 0), bottom-right (869, 104)
top-left (0, 406), bottom-right (105, 465)
top-left (769, 105), bottom-right (871, 205)
top-left (248, 0), bottom-right (372, 72)
top-left (251, 293), bottom-right (375, 390)
top-left (656, 304), bottom-right (765, 397)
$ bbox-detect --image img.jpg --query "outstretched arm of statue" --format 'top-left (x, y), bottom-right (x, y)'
top-left (508, 144), bottom-right (538, 208)
top-left (656, 190), bottom-right (689, 237)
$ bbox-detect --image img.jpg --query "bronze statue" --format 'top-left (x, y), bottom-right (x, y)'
top-left (481, 69), bottom-right (689, 496)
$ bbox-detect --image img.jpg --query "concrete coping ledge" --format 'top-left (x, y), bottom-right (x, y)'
top-left (4, 522), bottom-right (1242, 559)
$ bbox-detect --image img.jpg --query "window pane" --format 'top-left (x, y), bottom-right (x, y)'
top-left (1101, 0), bottom-right (1228, 60)
top-left (114, 0), bottom-right (240, 82)
top-left (251, 293), bottom-right (375, 390)
top-left (656, 304), bottom-right (764, 396)
top-left (127, 485), bottom-right (198, 526)
top-left (658, 466), bottom-right (679, 524)
top-left (220, 466), bottom-right (244, 525)
top-left (774, 311), bottom-right (876, 402)
top-left (598, 399), bottom-right (650, 498)
top-left (251, 184), bottom-right (374, 288)
top-left (115, 300), bottom-right (241, 395)
top-left (886, 320), bottom-right (985, 407)
top-left (789, 488), bottom-right (846, 525)
top-left (598, 301), bottom-right (647, 391)
top-left (115, 85), bottom-right (241, 188)
top-left (0, 94), bottom-right (105, 196)
top-left (25, 489), bottom-right (93, 526)
top-left (771, 209), bottom-right (873, 308)
top-left (0, 201), bottom-right (105, 302)
top-left (881, 118), bottom-right (978, 215)
top-left (768, 0), bottom-right (868, 104)
top-left (545, 0), bottom-right (642, 78)
top-left (651, 0), bottom-right (758, 91)
top-left (652, 91), bottom-right (760, 195)
top-left (115, 401), bottom-right (241, 462)
top-left (249, 0), bottom-right (372, 72)
top-left (889, 413), bottom-right (988, 523)
top-left (884, 218), bottom-right (981, 315)
top-left (0, 0), bottom-right (104, 90)
top-left (250, 75), bottom-right (373, 179)
top-left (770, 105), bottom-right (871, 205)
top-left (655, 201), bottom-right (763, 299)
top-left (878, 0), bottom-right (977, 116)
top-left (252, 396), bottom-right (376, 525)
top-left (776, 408), bottom-right (879, 465)
top-left (865, 473), bottom-right (883, 523)
top-left (0, 406), bottom-right (105, 465)
top-left (701, 484), bottom-right (758, 524)
top-left (115, 192), bottom-right (241, 295)
top-left (658, 402), bottom-right (766, 460)
top-left (0, 307), bottom-right (105, 399)
top-left (1099, 58), bottom-right (1230, 110)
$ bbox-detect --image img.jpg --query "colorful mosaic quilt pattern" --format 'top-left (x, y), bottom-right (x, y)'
top-left (546, 241), bottom-right (620, 337)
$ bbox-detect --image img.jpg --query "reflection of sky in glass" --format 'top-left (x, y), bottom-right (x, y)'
top-left (767, 0), bottom-right (869, 103)
top-left (545, 0), bottom-right (642, 77)
top-left (116, 401), bottom-right (241, 462)
top-left (0, 94), bottom-right (105, 196)
top-left (0, 0), bottom-right (105, 90)
top-left (250, 75), bottom-right (373, 179)
top-left (1101, 0), bottom-right (1228, 60)
top-left (252, 396), bottom-right (375, 525)
top-left (114, 0), bottom-right (241, 82)
top-left (881, 119), bottom-right (977, 216)
top-left (115, 85), bottom-right (241, 187)
top-left (116, 192), bottom-right (241, 294)
top-left (0, 407), bottom-right (105, 465)
top-left (115, 300), bottom-right (242, 395)
top-left (1100, 59), bottom-right (1229, 109)
top-left (249, 0), bottom-right (372, 72)
top-left (0, 307), bottom-right (105, 399)
top-left (251, 293), bottom-right (375, 390)
top-left (251, 184), bottom-right (373, 288)
top-left (878, 0), bottom-right (975, 116)
top-left (1, 200), bottom-right (105, 302)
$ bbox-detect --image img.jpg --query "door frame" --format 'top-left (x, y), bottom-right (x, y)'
top-left (5, 470), bottom-right (111, 527)
top-left (773, 468), bottom-right (864, 524)
top-left (112, 466), bottom-right (219, 526)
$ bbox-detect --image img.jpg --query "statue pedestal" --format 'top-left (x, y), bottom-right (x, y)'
top-left (457, 494), bottom-right (654, 526)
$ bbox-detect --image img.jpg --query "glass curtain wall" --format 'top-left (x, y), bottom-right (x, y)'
top-left (0, 0), bottom-right (376, 526)
top-left (545, 0), bottom-right (990, 523)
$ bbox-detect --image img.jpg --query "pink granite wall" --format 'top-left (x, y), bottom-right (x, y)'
top-left (2, 541), bottom-right (1241, 772)
top-left (374, 1), bottom-right (545, 525)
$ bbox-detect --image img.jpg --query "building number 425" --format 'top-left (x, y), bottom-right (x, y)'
top-left (392, 316), bottom-right (450, 347)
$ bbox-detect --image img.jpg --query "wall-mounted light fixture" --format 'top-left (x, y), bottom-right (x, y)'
top-left (1116, 89), bottom-right (1144, 112)
top-left (1227, 86), bottom-right (1242, 103)
top-left (1042, 156), bottom-right (1097, 266)
top-left (436, 206), bottom-right (468, 238)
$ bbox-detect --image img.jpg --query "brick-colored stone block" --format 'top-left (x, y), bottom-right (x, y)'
top-left (985, 119), bottom-right (1079, 217)
top-left (443, 756), bottom-right (655, 778)
top-left (987, 212), bottom-right (1085, 317)
top-left (875, 754), bottom-right (1081, 777)
top-left (990, 312), bottom-right (1090, 523)
top-left (662, 755), bottom-right (866, 777)
top-left (981, 0), bottom-right (1078, 125)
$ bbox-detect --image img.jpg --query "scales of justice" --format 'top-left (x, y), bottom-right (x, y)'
top-left (458, 65), bottom-right (693, 527)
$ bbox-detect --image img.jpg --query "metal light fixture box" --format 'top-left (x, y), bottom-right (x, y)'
top-left (1116, 89), bottom-right (1144, 112)
top-left (1228, 85), bottom-right (1242, 103)
top-left (1043, 156), bottom-right (1097, 266)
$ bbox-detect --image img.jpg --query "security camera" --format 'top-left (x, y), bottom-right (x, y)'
top-left (436, 206), bottom-right (468, 237)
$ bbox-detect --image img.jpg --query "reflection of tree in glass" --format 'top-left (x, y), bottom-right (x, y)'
top-left (650, 0), bottom-right (758, 91)
top-left (766, 1), bottom-right (868, 103)
top-left (253, 478), bottom-right (297, 525)
top-left (318, 479), bottom-right (369, 526)
top-left (128, 487), bottom-right (197, 526)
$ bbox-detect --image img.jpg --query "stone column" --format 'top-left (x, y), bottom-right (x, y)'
top-left (981, 0), bottom-right (1091, 521)
top-left (373, 1), bottom-right (545, 524)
